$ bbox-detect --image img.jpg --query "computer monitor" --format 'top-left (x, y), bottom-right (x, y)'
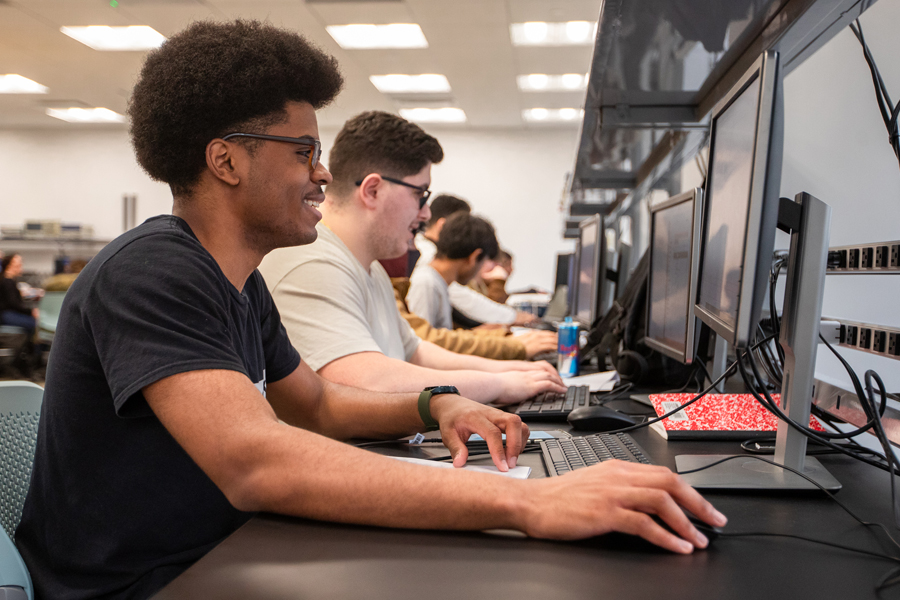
top-left (554, 253), bottom-right (572, 289)
top-left (693, 50), bottom-right (784, 349)
top-left (645, 188), bottom-right (703, 364)
top-left (613, 242), bottom-right (633, 300)
top-left (680, 50), bottom-right (840, 491)
top-left (572, 215), bottom-right (604, 326)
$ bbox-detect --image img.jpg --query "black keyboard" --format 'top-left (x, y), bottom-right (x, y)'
top-left (540, 433), bottom-right (654, 476)
top-left (530, 350), bottom-right (558, 364)
top-left (514, 385), bottom-right (589, 421)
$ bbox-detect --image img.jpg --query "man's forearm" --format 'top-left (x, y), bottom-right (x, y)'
top-left (247, 424), bottom-right (526, 530)
top-left (412, 340), bottom-right (507, 373)
top-left (318, 352), bottom-right (505, 404)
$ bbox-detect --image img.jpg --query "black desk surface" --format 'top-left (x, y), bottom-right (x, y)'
top-left (156, 410), bottom-right (900, 600)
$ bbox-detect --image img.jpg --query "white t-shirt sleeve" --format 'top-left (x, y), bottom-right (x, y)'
top-left (407, 269), bottom-right (443, 328)
top-left (448, 282), bottom-right (517, 325)
top-left (271, 258), bottom-right (385, 371)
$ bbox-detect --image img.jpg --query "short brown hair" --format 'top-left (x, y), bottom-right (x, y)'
top-left (427, 194), bottom-right (470, 227)
top-left (327, 111), bottom-right (444, 197)
top-left (435, 213), bottom-right (499, 262)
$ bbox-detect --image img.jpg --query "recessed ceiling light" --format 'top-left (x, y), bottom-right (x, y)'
top-left (46, 107), bottom-right (125, 123)
top-left (60, 26), bottom-right (166, 51)
top-left (517, 73), bottom-right (588, 92)
top-left (370, 74), bottom-right (450, 94)
top-left (326, 24), bottom-right (428, 49)
top-left (399, 107), bottom-right (466, 123)
top-left (510, 21), bottom-right (597, 46)
top-left (0, 74), bottom-right (48, 94)
top-left (522, 108), bottom-right (584, 123)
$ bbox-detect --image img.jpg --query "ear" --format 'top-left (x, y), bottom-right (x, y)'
top-left (357, 173), bottom-right (383, 210)
top-left (205, 139), bottom-right (242, 187)
top-left (466, 249), bottom-right (483, 268)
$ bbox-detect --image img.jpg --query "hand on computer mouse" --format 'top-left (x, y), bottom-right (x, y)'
top-left (516, 461), bottom-right (727, 553)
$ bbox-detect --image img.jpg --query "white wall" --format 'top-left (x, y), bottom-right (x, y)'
top-left (412, 128), bottom-right (580, 291)
top-left (0, 129), bottom-right (173, 239)
top-left (0, 125), bottom-right (578, 288)
top-left (779, 0), bottom-right (900, 392)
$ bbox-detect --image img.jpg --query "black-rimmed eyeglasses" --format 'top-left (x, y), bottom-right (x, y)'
top-left (222, 132), bottom-right (322, 171)
top-left (355, 175), bottom-right (431, 209)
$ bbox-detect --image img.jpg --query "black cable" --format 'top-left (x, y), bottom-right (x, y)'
top-left (678, 453), bottom-right (900, 593)
top-left (738, 346), bottom-right (900, 528)
top-left (424, 445), bottom-right (543, 462)
top-left (849, 19), bottom-right (900, 178)
top-left (586, 335), bottom-right (781, 436)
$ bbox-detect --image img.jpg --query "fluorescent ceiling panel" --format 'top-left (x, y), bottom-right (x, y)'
top-left (46, 107), bottom-right (125, 123)
top-left (399, 107), bottom-right (466, 123)
top-left (517, 73), bottom-right (588, 92)
top-left (510, 21), bottom-right (597, 46)
top-left (370, 74), bottom-right (450, 94)
top-left (522, 108), bottom-right (584, 123)
top-left (326, 24), bottom-right (427, 49)
top-left (60, 26), bottom-right (166, 51)
top-left (0, 74), bottom-right (48, 94)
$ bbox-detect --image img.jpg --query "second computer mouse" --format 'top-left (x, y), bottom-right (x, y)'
top-left (566, 405), bottom-right (638, 432)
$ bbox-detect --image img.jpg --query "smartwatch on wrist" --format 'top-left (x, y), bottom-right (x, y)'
top-left (418, 385), bottom-right (460, 431)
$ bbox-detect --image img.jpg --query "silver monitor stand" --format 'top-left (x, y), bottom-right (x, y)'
top-left (676, 192), bottom-right (841, 491)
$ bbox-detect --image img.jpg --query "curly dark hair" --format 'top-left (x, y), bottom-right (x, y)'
top-left (128, 20), bottom-right (343, 197)
top-left (426, 194), bottom-right (470, 227)
top-left (1, 253), bottom-right (19, 277)
top-left (435, 213), bottom-right (499, 262)
top-left (327, 111), bottom-right (444, 198)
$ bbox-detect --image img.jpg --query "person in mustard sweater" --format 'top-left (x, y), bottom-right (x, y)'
top-left (380, 253), bottom-right (556, 361)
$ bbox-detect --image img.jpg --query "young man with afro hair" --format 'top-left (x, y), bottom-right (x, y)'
top-left (15, 20), bottom-right (724, 600)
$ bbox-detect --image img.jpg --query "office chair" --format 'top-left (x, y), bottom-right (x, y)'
top-left (0, 381), bottom-right (42, 600)
top-left (0, 327), bottom-right (28, 374)
top-left (36, 292), bottom-right (66, 345)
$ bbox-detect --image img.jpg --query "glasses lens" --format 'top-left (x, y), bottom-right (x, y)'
top-left (419, 189), bottom-right (431, 209)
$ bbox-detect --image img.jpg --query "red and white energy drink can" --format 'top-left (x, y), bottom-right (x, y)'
top-left (557, 317), bottom-right (579, 377)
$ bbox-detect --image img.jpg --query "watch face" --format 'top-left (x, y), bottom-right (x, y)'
top-left (426, 386), bottom-right (459, 395)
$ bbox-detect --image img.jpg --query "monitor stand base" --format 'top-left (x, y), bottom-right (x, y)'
top-left (676, 454), bottom-right (841, 492)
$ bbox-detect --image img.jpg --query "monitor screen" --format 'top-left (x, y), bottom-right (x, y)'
top-left (696, 76), bottom-right (760, 332)
top-left (694, 50), bottom-right (782, 348)
top-left (574, 216), bottom-right (601, 325)
top-left (646, 190), bottom-right (701, 363)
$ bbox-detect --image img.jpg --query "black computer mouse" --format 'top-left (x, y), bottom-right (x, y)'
top-left (566, 405), bottom-right (637, 431)
top-left (654, 514), bottom-right (721, 545)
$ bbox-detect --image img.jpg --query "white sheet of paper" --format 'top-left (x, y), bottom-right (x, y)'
top-left (562, 370), bottom-right (620, 392)
top-left (388, 456), bottom-right (532, 479)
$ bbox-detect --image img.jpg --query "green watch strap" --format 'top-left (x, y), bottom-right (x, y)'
top-left (417, 390), bottom-right (440, 431)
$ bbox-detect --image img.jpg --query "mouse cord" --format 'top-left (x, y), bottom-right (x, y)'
top-left (680, 454), bottom-right (900, 592)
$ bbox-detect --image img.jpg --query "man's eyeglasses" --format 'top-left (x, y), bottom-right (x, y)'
top-left (222, 132), bottom-right (322, 171)
top-left (355, 175), bottom-right (431, 209)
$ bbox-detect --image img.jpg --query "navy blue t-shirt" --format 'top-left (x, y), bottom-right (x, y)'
top-left (16, 215), bottom-right (301, 600)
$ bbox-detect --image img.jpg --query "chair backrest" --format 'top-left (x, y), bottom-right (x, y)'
top-left (0, 382), bottom-right (43, 540)
top-left (0, 527), bottom-right (31, 600)
top-left (0, 328), bottom-right (28, 368)
top-left (0, 382), bottom-right (40, 600)
top-left (37, 292), bottom-right (66, 334)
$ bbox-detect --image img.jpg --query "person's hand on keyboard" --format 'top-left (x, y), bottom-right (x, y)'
top-left (480, 356), bottom-right (563, 381)
top-left (517, 330), bottom-right (558, 359)
top-left (430, 394), bottom-right (530, 472)
top-left (492, 369), bottom-right (567, 405)
top-left (517, 461), bottom-right (727, 553)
